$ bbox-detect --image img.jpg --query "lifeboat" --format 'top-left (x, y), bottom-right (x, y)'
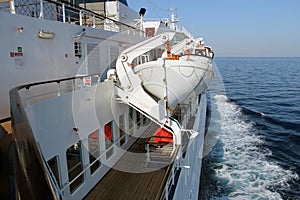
top-left (135, 54), bottom-right (213, 110)
top-left (114, 32), bottom-right (214, 122)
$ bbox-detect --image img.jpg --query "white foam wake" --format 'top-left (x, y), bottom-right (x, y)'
top-left (205, 94), bottom-right (299, 200)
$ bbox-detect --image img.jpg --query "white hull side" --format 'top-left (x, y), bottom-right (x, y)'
top-left (173, 94), bottom-right (207, 199)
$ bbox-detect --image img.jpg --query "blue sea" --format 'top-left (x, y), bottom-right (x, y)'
top-left (201, 57), bottom-right (300, 199)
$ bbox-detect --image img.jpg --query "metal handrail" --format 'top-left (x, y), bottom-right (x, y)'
top-left (60, 119), bottom-right (153, 193)
top-left (0, 117), bottom-right (11, 124)
top-left (15, 73), bottom-right (100, 91)
top-left (155, 145), bottom-right (180, 200)
top-left (9, 73), bottom-right (100, 199)
top-left (19, 74), bottom-right (100, 106)
top-left (0, 0), bottom-right (145, 35)
top-left (10, 86), bottom-right (59, 199)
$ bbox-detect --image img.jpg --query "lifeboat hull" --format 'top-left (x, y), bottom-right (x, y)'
top-left (136, 55), bottom-right (213, 109)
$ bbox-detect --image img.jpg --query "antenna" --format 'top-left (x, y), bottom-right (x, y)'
top-left (169, 7), bottom-right (179, 30)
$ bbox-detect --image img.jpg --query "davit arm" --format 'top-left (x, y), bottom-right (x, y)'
top-left (111, 32), bottom-right (175, 124)
top-left (116, 32), bottom-right (175, 91)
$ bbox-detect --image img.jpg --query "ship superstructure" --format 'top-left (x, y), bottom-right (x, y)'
top-left (0, 1), bottom-right (214, 199)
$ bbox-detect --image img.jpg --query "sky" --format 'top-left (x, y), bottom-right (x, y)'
top-left (127, 0), bottom-right (300, 57)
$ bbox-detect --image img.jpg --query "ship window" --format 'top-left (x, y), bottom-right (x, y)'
top-left (87, 43), bottom-right (101, 75)
top-left (136, 111), bottom-right (141, 127)
top-left (74, 42), bottom-right (82, 57)
top-left (88, 130), bottom-right (101, 174)
top-left (47, 156), bottom-right (61, 188)
top-left (105, 121), bottom-right (115, 159)
top-left (119, 114), bottom-right (126, 146)
top-left (190, 101), bottom-right (192, 118)
top-left (145, 27), bottom-right (155, 37)
top-left (198, 94), bottom-right (201, 104)
top-left (128, 107), bottom-right (134, 134)
top-left (142, 114), bottom-right (150, 126)
top-left (108, 44), bottom-right (119, 69)
top-left (141, 56), bottom-right (146, 64)
top-left (66, 141), bottom-right (84, 193)
top-left (139, 55), bottom-right (149, 64)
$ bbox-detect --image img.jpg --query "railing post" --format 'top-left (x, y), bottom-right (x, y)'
top-left (39, 0), bottom-right (44, 19)
top-left (92, 15), bottom-right (96, 28)
top-left (172, 165), bottom-right (175, 185)
top-left (165, 185), bottom-right (169, 200)
top-left (72, 79), bottom-right (76, 91)
top-left (9, 0), bottom-right (15, 14)
top-left (80, 78), bottom-right (84, 89)
top-left (25, 87), bottom-right (31, 106)
top-left (57, 81), bottom-right (61, 96)
top-left (146, 144), bottom-right (150, 162)
top-left (62, 3), bottom-right (66, 23)
top-left (79, 10), bottom-right (83, 26)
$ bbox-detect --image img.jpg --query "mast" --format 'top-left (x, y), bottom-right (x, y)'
top-left (169, 7), bottom-right (179, 31)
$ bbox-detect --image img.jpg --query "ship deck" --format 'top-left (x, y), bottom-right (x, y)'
top-left (84, 124), bottom-right (178, 200)
top-left (0, 121), bottom-right (12, 199)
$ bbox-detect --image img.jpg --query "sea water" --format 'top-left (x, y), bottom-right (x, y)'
top-left (201, 57), bottom-right (300, 199)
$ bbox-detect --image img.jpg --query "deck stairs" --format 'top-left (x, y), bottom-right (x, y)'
top-left (147, 143), bottom-right (174, 164)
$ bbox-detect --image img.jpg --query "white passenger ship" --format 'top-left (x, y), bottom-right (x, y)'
top-left (0, 0), bottom-right (214, 199)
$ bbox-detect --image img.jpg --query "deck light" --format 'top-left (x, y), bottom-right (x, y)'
top-left (38, 30), bottom-right (55, 39)
top-left (73, 127), bottom-right (79, 135)
top-left (17, 26), bottom-right (23, 33)
top-left (178, 165), bottom-right (191, 169)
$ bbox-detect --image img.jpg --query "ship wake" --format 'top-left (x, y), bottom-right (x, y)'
top-left (201, 94), bottom-right (299, 200)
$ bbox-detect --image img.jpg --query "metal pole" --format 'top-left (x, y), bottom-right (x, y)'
top-left (92, 15), bottom-right (96, 28)
top-left (39, 0), bottom-right (43, 19)
top-left (79, 10), bottom-right (82, 26)
top-left (62, 3), bottom-right (66, 23)
top-left (9, 0), bottom-right (15, 14)
top-left (146, 144), bottom-right (150, 162)
top-left (163, 58), bottom-right (169, 118)
top-left (57, 82), bottom-right (61, 96)
top-left (25, 87), bottom-right (31, 106)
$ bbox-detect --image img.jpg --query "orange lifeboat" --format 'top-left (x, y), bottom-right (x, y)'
top-left (153, 127), bottom-right (173, 144)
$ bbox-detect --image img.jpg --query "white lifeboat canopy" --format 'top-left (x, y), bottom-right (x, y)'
top-left (136, 55), bottom-right (213, 110)
top-left (114, 32), bottom-right (214, 121)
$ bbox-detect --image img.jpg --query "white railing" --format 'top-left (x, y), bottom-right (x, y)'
top-left (60, 117), bottom-right (151, 194)
top-left (21, 74), bottom-right (100, 107)
top-left (0, 0), bottom-right (144, 35)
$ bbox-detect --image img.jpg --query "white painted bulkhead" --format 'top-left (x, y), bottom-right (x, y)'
top-left (25, 79), bottom-right (152, 199)
top-left (0, 11), bottom-right (143, 119)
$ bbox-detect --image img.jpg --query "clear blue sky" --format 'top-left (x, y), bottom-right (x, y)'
top-left (127, 0), bottom-right (300, 57)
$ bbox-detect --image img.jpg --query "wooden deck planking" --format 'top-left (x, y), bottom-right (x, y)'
top-left (84, 124), bottom-right (172, 200)
top-left (85, 169), bottom-right (166, 200)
